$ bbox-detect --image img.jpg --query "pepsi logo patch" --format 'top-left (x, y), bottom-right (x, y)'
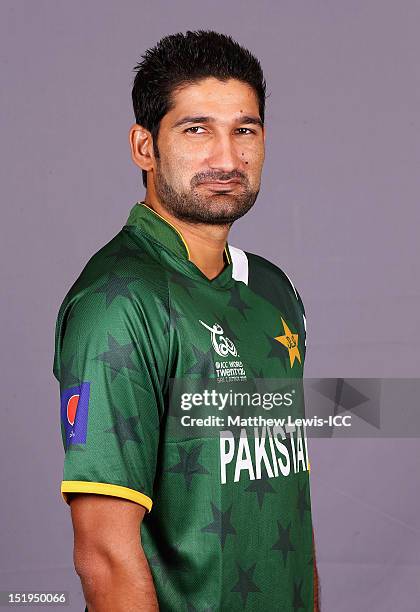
top-left (60, 382), bottom-right (90, 447)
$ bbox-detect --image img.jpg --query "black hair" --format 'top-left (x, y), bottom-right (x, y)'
top-left (131, 30), bottom-right (267, 188)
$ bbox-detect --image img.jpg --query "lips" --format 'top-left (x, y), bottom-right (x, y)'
top-left (199, 180), bottom-right (242, 189)
top-left (200, 180), bottom-right (241, 185)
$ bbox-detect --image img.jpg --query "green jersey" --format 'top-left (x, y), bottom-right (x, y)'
top-left (53, 201), bottom-right (314, 611)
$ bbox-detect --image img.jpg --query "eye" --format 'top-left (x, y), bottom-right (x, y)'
top-left (236, 127), bottom-right (255, 135)
top-left (184, 126), bottom-right (206, 134)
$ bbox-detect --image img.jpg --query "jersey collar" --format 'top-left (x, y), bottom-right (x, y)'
top-left (125, 201), bottom-right (233, 274)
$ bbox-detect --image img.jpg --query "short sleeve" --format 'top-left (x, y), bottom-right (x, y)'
top-left (53, 286), bottom-right (168, 513)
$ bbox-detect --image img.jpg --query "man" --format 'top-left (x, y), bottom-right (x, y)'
top-left (53, 30), bottom-right (319, 611)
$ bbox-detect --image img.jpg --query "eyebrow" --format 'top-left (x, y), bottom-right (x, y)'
top-left (172, 115), bottom-right (263, 129)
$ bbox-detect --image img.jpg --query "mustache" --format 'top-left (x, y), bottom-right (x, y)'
top-left (191, 170), bottom-right (247, 186)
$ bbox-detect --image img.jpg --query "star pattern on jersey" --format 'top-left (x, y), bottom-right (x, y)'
top-left (104, 404), bottom-right (142, 446)
top-left (271, 519), bottom-right (296, 567)
top-left (165, 444), bottom-right (210, 490)
top-left (249, 365), bottom-right (265, 379)
top-left (247, 365), bottom-right (269, 396)
top-left (292, 577), bottom-right (305, 611)
top-left (201, 502), bottom-right (237, 549)
top-left (107, 243), bottom-right (140, 263)
top-left (169, 270), bottom-right (197, 297)
top-left (59, 354), bottom-right (80, 389)
top-left (227, 284), bottom-right (251, 319)
top-left (296, 480), bottom-right (311, 524)
top-left (274, 317), bottom-right (301, 368)
top-left (95, 333), bottom-right (138, 381)
top-left (55, 215), bottom-right (316, 611)
top-left (230, 562), bottom-right (261, 606)
top-left (185, 344), bottom-right (216, 377)
top-left (94, 272), bottom-right (141, 308)
top-left (163, 304), bottom-right (185, 335)
top-left (149, 542), bottom-right (190, 587)
top-left (245, 468), bottom-right (277, 509)
top-left (218, 315), bottom-right (238, 346)
top-left (265, 331), bottom-right (289, 367)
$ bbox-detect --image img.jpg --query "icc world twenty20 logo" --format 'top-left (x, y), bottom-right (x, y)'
top-left (199, 320), bottom-right (238, 357)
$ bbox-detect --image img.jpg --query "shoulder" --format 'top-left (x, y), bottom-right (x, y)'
top-left (230, 245), bottom-right (305, 315)
top-left (53, 230), bottom-right (170, 369)
top-left (229, 245), bottom-right (307, 361)
top-left (67, 229), bottom-right (166, 297)
top-left (59, 229), bottom-right (168, 313)
top-left (249, 251), bottom-right (303, 301)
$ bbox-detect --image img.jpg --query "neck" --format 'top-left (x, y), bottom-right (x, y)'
top-left (143, 192), bottom-right (230, 281)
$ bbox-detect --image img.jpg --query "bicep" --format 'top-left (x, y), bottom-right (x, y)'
top-left (56, 290), bottom-right (167, 513)
top-left (69, 493), bottom-right (147, 574)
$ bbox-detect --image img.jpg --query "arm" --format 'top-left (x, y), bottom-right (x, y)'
top-left (313, 527), bottom-right (320, 612)
top-left (70, 493), bottom-right (159, 612)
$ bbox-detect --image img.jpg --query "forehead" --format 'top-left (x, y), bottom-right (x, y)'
top-left (166, 77), bottom-right (260, 120)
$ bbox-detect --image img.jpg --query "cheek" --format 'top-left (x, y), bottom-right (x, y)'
top-left (178, 145), bottom-right (209, 169)
top-left (167, 138), bottom-right (204, 166)
top-left (168, 147), bottom-right (207, 182)
top-left (160, 152), bottom-right (196, 188)
top-left (241, 147), bottom-right (264, 171)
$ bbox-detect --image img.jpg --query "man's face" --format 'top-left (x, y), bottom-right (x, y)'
top-left (152, 77), bottom-right (265, 225)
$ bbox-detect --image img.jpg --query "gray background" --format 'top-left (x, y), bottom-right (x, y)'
top-left (1, 1), bottom-right (419, 610)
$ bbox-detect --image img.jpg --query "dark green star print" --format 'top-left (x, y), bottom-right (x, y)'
top-left (249, 365), bottom-right (265, 379)
top-left (94, 272), bottom-right (140, 308)
top-left (292, 577), bottom-right (305, 611)
top-left (218, 315), bottom-right (238, 345)
top-left (296, 480), bottom-right (311, 524)
top-left (185, 345), bottom-right (215, 377)
top-left (265, 330), bottom-right (289, 363)
top-left (271, 519), bottom-right (296, 566)
top-left (230, 562), bottom-right (261, 606)
top-left (245, 468), bottom-right (276, 509)
top-left (227, 284), bottom-right (251, 319)
top-left (59, 354), bottom-right (80, 389)
top-left (166, 444), bottom-right (209, 489)
top-left (246, 366), bottom-right (269, 397)
top-left (169, 270), bottom-right (197, 297)
top-left (104, 405), bottom-right (142, 446)
top-left (201, 502), bottom-right (236, 549)
top-left (107, 243), bottom-right (140, 263)
top-left (163, 304), bottom-right (185, 335)
top-left (149, 542), bottom-right (189, 587)
top-left (95, 333), bottom-right (137, 381)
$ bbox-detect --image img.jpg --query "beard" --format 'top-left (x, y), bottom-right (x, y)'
top-left (154, 161), bottom-right (260, 226)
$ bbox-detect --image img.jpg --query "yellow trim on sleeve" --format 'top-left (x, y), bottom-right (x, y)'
top-left (308, 461), bottom-right (311, 473)
top-left (61, 481), bottom-right (153, 512)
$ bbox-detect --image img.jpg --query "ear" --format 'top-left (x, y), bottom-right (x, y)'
top-left (128, 123), bottom-right (155, 173)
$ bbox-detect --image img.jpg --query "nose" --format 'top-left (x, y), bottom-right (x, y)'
top-left (206, 133), bottom-right (240, 173)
